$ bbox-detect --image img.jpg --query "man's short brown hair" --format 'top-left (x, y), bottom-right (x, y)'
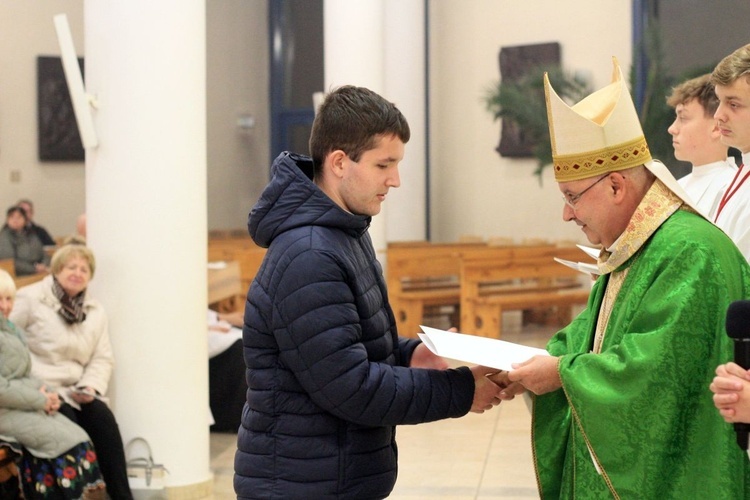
top-left (309, 85), bottom-right (410, 178)
top-left (711, 43), bottom-right (750, 87)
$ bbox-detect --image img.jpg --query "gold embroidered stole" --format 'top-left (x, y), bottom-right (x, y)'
top-left (592, 180), bottom-right (685, 353)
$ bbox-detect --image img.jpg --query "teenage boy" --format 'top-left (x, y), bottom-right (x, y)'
top-left (667, 74), bottom-right (737, 218)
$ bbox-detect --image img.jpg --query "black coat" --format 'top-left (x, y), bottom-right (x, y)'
top-left (234, 152), bottom-right (474, 499)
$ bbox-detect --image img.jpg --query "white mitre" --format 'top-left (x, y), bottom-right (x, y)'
top-left (544, 57), bottom-right (699, 213)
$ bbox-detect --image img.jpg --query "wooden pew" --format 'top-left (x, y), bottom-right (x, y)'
top-left (0, 258), bottom-right (48, 289)
top-left (0, 259), bottom-right (13, 276)
top-left (207, 234), bottom-right (266, 293)
top-left (386, 241), bottom-right (492, 338)
top-left (459, 244), bottom-right (593, 338)
top-left (208, 260), bottom-right (244, 313)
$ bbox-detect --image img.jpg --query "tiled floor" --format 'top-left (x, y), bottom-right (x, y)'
top-left (210, 314), bottom-right (557, 499)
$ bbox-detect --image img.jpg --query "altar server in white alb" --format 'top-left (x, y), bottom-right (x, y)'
top-left (711, 43), bottom-right (750, 260)
top-left (667, 73), bottom-right (737, 218)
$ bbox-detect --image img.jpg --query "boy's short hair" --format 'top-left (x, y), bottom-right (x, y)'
top-left (666, 74), bottom-right (719, 117)
top-left (309, 85), bottom-right (410, 177)
top-left (711, 43), bottom-right (750, 87)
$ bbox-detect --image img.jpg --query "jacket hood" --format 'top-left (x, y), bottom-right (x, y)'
top-left (248, 152), bottom-right (371, 247)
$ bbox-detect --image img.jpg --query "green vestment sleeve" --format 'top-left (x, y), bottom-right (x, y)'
top-left (533, 211), bottom-right (750, 499)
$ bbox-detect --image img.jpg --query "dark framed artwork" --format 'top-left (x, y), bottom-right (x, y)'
top-left (37, 55), bottom-right (84, 161)
top-left (496, 42), bottom-right (560, 158)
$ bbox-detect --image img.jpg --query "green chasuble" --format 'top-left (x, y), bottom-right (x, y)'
top-left (533, 185), bottom-right (750, 498)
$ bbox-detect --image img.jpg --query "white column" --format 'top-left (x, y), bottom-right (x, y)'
top-left (383, 0), bottom-right (426, 242)
top-left (324, 0), bottom-right (427, 258)
top-left (324, 0), bottom-right (387, 256)
top-left (84, 1), bottom-right (211, 495)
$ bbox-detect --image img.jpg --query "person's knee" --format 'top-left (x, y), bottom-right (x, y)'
top-left (80, 400), bottom-right (119, 427)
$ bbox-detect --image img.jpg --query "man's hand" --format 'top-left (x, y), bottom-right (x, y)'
top-left (507, 355), bottom-right (561, 395)
top-left (469, 365), bottom-right (503, 413)
top-left (710, 362), bottom-right (750, 423)
top-left (410, 342), bottom-right (449, 370)
top-left (487, 370), bottom-right (526, 400)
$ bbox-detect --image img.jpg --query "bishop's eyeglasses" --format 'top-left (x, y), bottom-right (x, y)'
top-left (562, 173), bottom-right (610, 208)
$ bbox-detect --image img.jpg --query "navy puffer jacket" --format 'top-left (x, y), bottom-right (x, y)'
top-left (234, 152), bottom-right (475, 499)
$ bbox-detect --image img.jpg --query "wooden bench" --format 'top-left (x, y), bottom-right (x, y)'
top-left (460, 245), bottom-right (593, 338)
top-left (208, 234), bottom-right (266, 293)
top-left (208, 260), bottom-right (244, 312)
top-left (386, 241), bottom-right (500, 338)
top-left (0, 258), bottom-right (48, 289)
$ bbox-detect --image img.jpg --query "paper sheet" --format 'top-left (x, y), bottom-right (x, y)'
top-left (554, 257), bottom-right (600, 276)
top-left (576, 244), bottom-right (601, 260)
top-left (417, 325), bottom-right (548, 371)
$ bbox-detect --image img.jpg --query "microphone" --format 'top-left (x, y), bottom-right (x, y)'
top-left (725, 300), bottom-right (750, 450)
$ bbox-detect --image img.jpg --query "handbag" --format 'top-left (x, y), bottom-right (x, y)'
top-left (125, 437), bottom-right (169, 500)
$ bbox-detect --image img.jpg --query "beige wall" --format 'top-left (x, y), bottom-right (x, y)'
top-left (0, 1), bottom-right (86, 238)
top-left (0, 1), bottom-right (631, 243)
top-left (206, 0), bottom-right (269, 230)
top-left (0, 1), bottom-right (269, 237)
top-left (428, 0), bottom-right (632, 243)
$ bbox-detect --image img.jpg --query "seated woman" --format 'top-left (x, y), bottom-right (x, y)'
top-left (10, 244), bottom-right (133, 500)
top-left (0, 269), bottom-right (105, 499)
top-left (0, 206), bottom-right (50, 277)
top-left (207, 308), bottom-right (246, 432)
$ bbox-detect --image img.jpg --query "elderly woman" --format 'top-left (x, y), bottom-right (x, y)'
top-left (10, 244), bottom-right (132, 500)
top-left (0, 205), bottom-right (50, 277)
top-left (0, 269), bottom-right (105, 498)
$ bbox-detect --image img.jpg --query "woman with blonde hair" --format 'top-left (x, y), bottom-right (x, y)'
top-left (0, 269), bottom-right (105, 498)
top-left (11, 244), bottom-right (132, 499)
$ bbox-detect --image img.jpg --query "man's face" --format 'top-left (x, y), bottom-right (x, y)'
top-left (668, 98), bottom-right (721, 165)
top-left (338, 134), bottom-right (403, 216)
top-left (17, 202), bottom-right (32, 221)
top-left (559, 175), bottom-right (616, 247)
top-left (714, 76), bottom-right (750, 154)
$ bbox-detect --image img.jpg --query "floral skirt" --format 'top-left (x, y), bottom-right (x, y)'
top-left (20, 441), bottom-right (105, 499)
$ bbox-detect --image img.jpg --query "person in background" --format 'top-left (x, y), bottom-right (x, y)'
top-left (10, 244), bottom-right (133, 499)
top-left (711, 43), bottom-right (750, 260)
top-left (207, 308), bottom-right (246, 433)
top-left (0, 205), bottom-right (49, 276)
top-left (666, 73), bottom-right (737, 218)
top-left (0, 269), bottom-right (106, 499)
top-left (76, 213), bottom-right (87, 241)
top-left (16, 199), bottom-right (56, 247)
top-left (499, 59), bottom-right (750, 497)
top-left (235, 85), bottom-right (503, 499)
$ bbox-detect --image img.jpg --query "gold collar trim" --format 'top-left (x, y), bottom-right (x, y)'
top-left (597, 179), bottom-right (683, 275)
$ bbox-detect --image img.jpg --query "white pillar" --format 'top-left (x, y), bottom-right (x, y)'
top-left (84, 1), bottom-right (211, 495)
top-left (384, 0), bottom-right (426, 242)
top-left (324, 0), bottom-right (427, 258)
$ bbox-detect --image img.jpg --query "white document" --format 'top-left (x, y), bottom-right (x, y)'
top-left (576, 244), bottom-right (601, 260)
top-left (418, 325), bottom-right (548, 371)
top-left (554, 257), bottom-right (600, 276)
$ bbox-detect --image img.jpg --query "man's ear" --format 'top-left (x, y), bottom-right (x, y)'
top-left (609, 172), bottom-right (627, 202)
top-left (328, 150), bottom-right (347, 179)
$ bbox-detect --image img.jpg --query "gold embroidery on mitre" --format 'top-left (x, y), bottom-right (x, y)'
top-left (553, 136), bottom-right (652, 183)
